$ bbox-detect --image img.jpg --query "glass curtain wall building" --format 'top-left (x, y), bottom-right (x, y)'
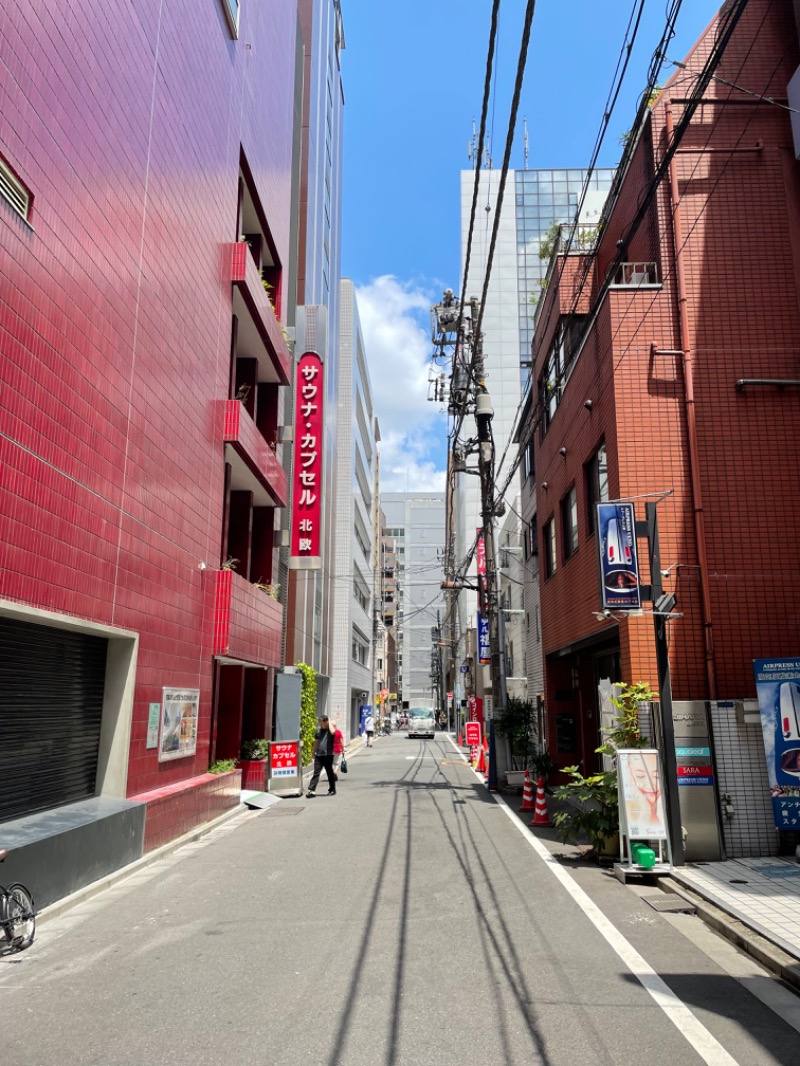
top-left (453, 168), bottom-right (613, 706)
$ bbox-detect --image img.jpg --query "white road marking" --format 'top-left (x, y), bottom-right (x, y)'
top-left (444, 735), bottom-right (740, 1066)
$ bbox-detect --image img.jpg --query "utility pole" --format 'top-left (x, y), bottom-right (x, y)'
top-left (471, 298), bottom-right (505, 790)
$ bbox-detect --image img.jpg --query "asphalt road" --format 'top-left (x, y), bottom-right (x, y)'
top-left (2, 733), bottom-right (800, 1065)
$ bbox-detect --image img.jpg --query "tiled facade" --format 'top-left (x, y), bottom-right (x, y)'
top-left (1, 1), bottom-right (296, 859)
top-left (330, 280), bottom-right (377, 740)
top-left (522, 0), bottom-right (800, 826)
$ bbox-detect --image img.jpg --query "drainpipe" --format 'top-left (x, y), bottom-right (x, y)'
top-left (665, 101), bottom-right (717, 700)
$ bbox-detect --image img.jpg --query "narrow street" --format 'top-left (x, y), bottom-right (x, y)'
top-left (3, 734), bottom-right (800, 1066)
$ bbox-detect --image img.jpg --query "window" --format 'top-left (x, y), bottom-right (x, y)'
top-left (351, 628), bottom-right (369, 666)
top-left (220, 0), bottom-right (239, 37)
top-left (529, 519), bottom-right (538, 559)
top-left (585, 443), bottom-right (609, 535)
top-left (0, 156), bottom-right (32, 223)
top-left (561, 486), bottom-right (578, 561)
top-left (538, 316), bottom-right (586, 435)
top-left (543, 519), bottom-right (557, 579)
top-left (523, 439), bottom-right (535, 481)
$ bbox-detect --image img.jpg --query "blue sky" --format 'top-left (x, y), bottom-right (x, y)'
top-left (340, 0), bottom-right (720, 490)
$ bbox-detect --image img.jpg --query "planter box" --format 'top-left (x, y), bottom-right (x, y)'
top-left (239, 759), bottom-right (267, 791)
top-left (505, 770), bottom-right (528, 789)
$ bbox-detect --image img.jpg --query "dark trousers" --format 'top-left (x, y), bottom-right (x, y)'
top-left (308, 754), bottom-right (335, 793)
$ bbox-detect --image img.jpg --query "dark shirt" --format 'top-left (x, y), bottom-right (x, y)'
top-left (316, 728), bottom-right (330, 757)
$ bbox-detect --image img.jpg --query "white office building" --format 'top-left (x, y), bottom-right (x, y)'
top-left (380, 493), bottom-right (445, 709)
top-left (329, 280), bottom-right (379, 740)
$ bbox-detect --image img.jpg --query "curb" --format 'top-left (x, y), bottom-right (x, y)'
top-left (660, 876), bottom-right (800, 993)
top-left (37, 802), bottom-right (249, 927)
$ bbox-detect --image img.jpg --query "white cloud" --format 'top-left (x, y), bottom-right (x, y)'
top-left (355, 275), bottom-right (447, 493)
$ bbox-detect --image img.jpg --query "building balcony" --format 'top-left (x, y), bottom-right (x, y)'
top-left (212, 568), bottom-right (283, 667)
top-left (221, 399), bottom-right (287, 508)
top-left (229, 243), bottom-right (291, 385)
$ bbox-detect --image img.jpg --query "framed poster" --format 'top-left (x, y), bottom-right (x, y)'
top-left (617, 749), bottom-right (669, 840)
top-left (753, 658), bottom-right (800, 830)
top-left (158, 688), bottom-right (200, 762)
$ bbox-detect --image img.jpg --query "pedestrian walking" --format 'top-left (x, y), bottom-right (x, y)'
top-left (365, 712), bottom-right (375, 747)
top-left (306, 715), bottom-right (336, 797)
top-left (330, 718), bottom-right (346, 780)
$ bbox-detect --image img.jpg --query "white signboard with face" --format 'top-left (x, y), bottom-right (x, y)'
top-left (617, 749), bottom-right (669, 840)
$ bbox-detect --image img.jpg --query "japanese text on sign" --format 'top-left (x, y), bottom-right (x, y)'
top-left (291, 353), bottom-right (324, 560)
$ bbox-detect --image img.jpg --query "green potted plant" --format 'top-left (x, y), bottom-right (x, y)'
top-left (494, 696), bottom-right (539, 787)
top-left (553, 681), bottom-right (655, 859)
top-left (239, 738), bottom-right (270, 790)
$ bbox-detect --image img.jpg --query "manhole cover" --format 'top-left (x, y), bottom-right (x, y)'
top-left (642, 894), bottom-right (696, 914)
top-left (266, 806), bottom-right (305, 815)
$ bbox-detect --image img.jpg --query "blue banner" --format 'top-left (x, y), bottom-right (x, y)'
top-left (359, 705), bottom-right (371, 736)
top-left (753, 658), bottom-right (800, 830)
top-left (596, 502), bottom-right (641, 610)
top-left (477, 612), bottom-right (490, 665)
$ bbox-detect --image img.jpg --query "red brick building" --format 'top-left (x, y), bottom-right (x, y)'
top-left (523, 0), bottom-right (800, 801)
top-left (0, 1), bottom-right (297, 902)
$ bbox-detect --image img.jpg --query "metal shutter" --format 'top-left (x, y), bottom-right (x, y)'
top-left (0, 616), bottom-right (108, 824)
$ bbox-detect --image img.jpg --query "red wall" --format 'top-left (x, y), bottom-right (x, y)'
top-left (0, 1), bottom-right (296, 795)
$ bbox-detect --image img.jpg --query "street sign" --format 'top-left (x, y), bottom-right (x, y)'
top-left (465, 721), bottom-right (481, 747)
top-left (270, 742), bottom-right (299, 778)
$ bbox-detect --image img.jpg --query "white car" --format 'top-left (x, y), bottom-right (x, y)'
top-left (407, 707), bottom-right (436, 739)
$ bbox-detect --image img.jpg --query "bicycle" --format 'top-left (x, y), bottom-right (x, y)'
top-left (0, 849), bottom-right (36, 953)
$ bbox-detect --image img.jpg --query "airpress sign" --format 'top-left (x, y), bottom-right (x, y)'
top-left (596, 502), bottom-right (641, 610)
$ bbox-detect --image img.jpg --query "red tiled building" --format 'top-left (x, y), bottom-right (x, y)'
top-left (524, 1), bottom-right (800, 791)
top-left (0, 0), bottom-right (297, 901)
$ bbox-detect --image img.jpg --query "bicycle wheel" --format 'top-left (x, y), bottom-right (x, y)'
top-left (6, 884), bottom-right (35, 950)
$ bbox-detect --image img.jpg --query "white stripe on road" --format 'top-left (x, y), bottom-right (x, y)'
top-left (444, 735), bottom-right (739, 1066)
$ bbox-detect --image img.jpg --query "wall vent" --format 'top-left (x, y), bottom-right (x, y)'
top-left (0, 158), bottom-right (31, 222)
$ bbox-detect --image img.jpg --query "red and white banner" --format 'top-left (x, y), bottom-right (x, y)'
top-left (291, 352), bottom-right (324, 561)
top-left (476, 529), bottom-right (486, 576)
top-left (270, 741), bottom-right (299, 778)
top-left (465, 721), bottom-right (482, 747)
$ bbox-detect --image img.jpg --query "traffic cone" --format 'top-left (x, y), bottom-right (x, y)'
top-left (483, 734), bottom-right (489, 753)
top-left (520, 771), bottom-right (535, 811)
top-left (530, 776), bottom-right (552, 828)
top-left (476, 746), bottom-right (486, 774)
top-left (457, 731), bottom-right (463, 746)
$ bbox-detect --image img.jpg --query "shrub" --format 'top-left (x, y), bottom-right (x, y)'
top-left (209, 759), bottom-right (236, 774)
top-left (296, 661), bottom-right (318, 766)
top-left (240, 739), bottom-right (270, 760)
top-left (553, 681), bottom-right (656, 853)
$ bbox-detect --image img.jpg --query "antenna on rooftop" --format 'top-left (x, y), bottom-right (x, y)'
top-left (523, 118), bottom-right (529, 169)
top-left (468, 119), bottom-right (477, 169)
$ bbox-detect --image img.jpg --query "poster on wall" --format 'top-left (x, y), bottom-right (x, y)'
top-left (753, 658), bottom-right (800, 830)
top-left (596, 502), bottom-right (641, 610)
top-left (617, 749), bottom-right (669, 840)
top-left (158, 688), bottom-right (200, 762)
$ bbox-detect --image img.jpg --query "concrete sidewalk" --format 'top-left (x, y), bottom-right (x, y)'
top-left (464, 741), bottom-right (800, 988)
top-left (666, 858), bottom-right (800, 982)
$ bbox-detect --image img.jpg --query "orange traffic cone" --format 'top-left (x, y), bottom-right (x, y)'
top-left (483, 734), bottom-right (489, 753)
top-left (457, 731), bottom-right (463, 746)
top-left (476, 746), bottom-right (486, 774)
top-left (530, 776), bottom-right (552, 828)
top-left (520, 771), bottom-right (535, 811)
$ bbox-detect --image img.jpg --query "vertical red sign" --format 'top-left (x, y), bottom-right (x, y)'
top-left (476, 529), bottom-right (486, 576)
top-left (291, 352), bottom-right (324, 560)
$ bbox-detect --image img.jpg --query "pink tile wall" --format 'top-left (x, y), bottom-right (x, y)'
top-left (0, 1), bottom-right (296, 801)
